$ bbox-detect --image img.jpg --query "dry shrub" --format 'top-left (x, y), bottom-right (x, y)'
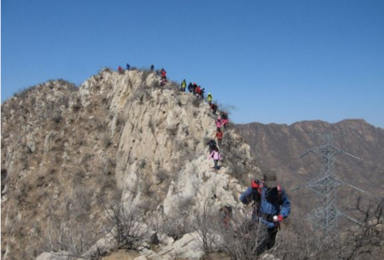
top-left (102, 135), bottom-right (113, 148)
top-left (215, 211), bottom-right (271, 260)
top-left (102, 157), bottom-right (116, 176)
top-left (140, 177), bottom-right (153, 197)
top-left (155, 169), bottom-right (168, 184)
top-left (71, 96), bottom-right (82, 112)
top-left (166, 124), bottom-right (178, 136)
top-left (13, 86), bottom-right (36, 99)
top-left (148, 119), bottom-right (156, 136)
top-left (115, 112), bottom-right (126, 133)
top-left (192, 98), bottom-right (202, 107)
top-left (268, 196), bottom-right (384, 260)
top-left (129, 86), bottom-right (151, 104)
top-left (50, 110), bottom-right (62, 124)
top-left (141, 70), bottom-right (151, 81)
top-left (42, 192), bottom-right (101, 258)
top-left (138, 159), bottom-right (147, 169)
top-left (193, 198), bottom-right (221, 255)
top-left (104, 202), bottom-right (151, 250)
top-left (160, 197), bottom-right (195, 241)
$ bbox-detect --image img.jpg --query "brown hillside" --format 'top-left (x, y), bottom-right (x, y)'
top-left (236, 120), bottom-right (384, 216)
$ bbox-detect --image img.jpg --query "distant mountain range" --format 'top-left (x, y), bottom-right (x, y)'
top-left (236, 119), bottom-right (384, 215)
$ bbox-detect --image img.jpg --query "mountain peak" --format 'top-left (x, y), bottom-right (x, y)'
top-left (1, 68), bottom-right (260, 259)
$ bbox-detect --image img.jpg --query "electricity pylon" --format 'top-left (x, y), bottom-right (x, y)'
top-left (293, 133), bottom-right (364, 240)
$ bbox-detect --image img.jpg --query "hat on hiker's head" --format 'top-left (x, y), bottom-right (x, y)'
top-left (263, 170), bottom-right (277, 187)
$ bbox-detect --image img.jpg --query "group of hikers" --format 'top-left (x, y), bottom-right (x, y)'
top-left (179, 80), bottom-right (206, 99)
top-left (206, 109), bottom-right (229, 170)
top-left (115, 64), bottom-right (291, 256)
top-left (118, 63), bottom-right (131, 73)
top-left (117, 63), bottom-right (155, 74)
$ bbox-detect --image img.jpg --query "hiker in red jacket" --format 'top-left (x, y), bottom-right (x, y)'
top-left (118, 66), bottom-right (123, 74)
top-left (195, 86), bottom-right (202, 98)
top-left (161, 68), bottom-right (167, 80)
top-left (215, 127), bottom-right (223, 147)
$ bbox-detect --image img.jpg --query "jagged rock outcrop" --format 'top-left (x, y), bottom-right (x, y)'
top-left (1, 68), bottom-right (260, 260)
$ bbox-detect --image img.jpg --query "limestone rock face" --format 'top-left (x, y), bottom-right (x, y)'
top-left (2, 68), bottom-right (260, 260)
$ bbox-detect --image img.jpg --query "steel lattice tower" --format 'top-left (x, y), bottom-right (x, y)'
top-left (294, 133), bottom-right (364, 239)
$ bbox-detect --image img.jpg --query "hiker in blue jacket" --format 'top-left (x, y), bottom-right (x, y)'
top-left (240, 170), bottom-right (291, 255)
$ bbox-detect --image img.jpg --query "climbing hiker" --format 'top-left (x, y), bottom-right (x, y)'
top-left (216, 116), bottom-right (222, 129)
top-left (209, 146), bottom-right (221, 170)
top-left (188, 82), bottom-right (193, 93)
top-left (195, 85), bottom-right (202, 98)
top-left (201, 88), bottom-right (205, 99)
top-left (210, 103), bottom-right (218, 115)
top-left (161, 68), bottom-right (167, 80)
top-left (207, 93), bottom-right (213, 104)
top-left (221, 112), bottom-right (229, 128)
top-left (181, 79), bottom-right (186, 92)
top-left (215, 127), bottom-right (223, 147)
top-left (150, 64), bottom-right (155, 72)
top-left (126, 63), bottom-right (131, 70)
top-left (118, 66), bottom-right (123, 74)
top-left (192, 83), bottom-right (198, 95)
top-left (206, 139), bottom-right (217, 154)
top-left (160, 78), bottom-right (168, 87)
top-left (239, 170), bottom-right (291, 255)
top-left (219, 205), bottom-right (233, 229)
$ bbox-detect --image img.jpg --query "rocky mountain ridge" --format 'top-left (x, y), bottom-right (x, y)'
top-left (1, 68), bottom-right (260, 260)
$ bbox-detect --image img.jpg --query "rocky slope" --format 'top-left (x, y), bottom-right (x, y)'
top-left (1, 68), bottom-right (260, 260)
top-left (236, 120), bottom-right (384, 215)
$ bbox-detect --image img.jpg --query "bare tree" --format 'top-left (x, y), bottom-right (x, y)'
top-left (192, 197), bottom-right (221, 255)
top-left (158, 197), bottom-right (195, 240)
top-left (214, 209), bottom-right (270, 260)
top-left (103, 201), bottom-right (151, 250)
top-left (339, 196), bottom-right (384, 260)
top-left (269, 196), bottom-right (384, 260)
top-left (42, 195), bottom-right (101, 259)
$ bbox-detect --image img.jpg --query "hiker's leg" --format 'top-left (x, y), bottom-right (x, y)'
top-left (214, 160), bottom-right (218, 169)
top-left (265, 227), bottom-right (278, 250)
top-left (257, 227), bottom-right (278, 255)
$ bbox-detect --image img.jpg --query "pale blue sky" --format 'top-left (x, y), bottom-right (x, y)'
top-left (2, 0), bottom-right (384, 128)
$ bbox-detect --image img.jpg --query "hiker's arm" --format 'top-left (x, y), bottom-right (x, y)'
top-left (279, 189), bottom-right (291, 218)
top-left (239, 187), bottom-right (253, 205)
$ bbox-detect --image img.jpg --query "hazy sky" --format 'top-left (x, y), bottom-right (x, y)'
top-left (2, 0), bottom-right (384, 128)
